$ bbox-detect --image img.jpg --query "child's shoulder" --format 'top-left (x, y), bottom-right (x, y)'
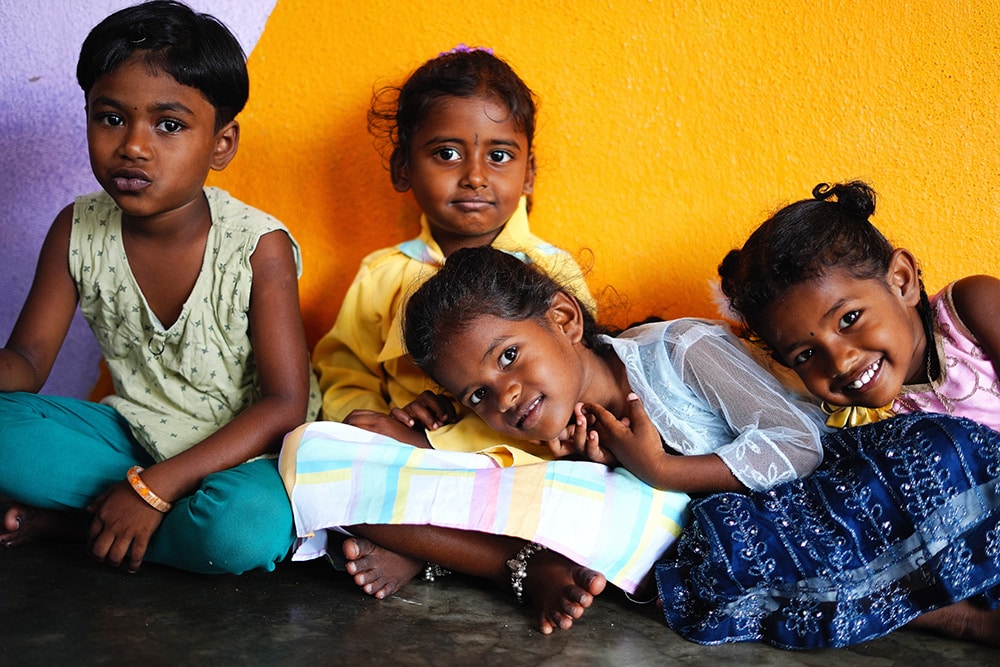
top-left (351, 237), bottom-right (439, 279)
top-left (203, 187), bottom-right (288, 235)
top-left (70, 189), bottom-right (117, 219)
top-left (948, 275), bottom-right (1000, 345)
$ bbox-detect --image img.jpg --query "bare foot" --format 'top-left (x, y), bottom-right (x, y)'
top-left (341, 536), bottom-right (425, 599)
top-left (0, 502), bottom-right (87, 548)
top-left (907, 601), bottom-right (1000, 647)
top-left (522, 549), bottom-right (607, 634)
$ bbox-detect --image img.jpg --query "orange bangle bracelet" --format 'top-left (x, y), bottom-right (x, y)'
top-left (126, 466), bottom-right (173, 513)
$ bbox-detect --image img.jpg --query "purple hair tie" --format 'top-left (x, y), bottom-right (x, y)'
top-left (438, 43), bottom-right (494, 57)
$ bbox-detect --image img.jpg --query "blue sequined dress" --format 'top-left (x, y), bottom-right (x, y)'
top-left (655, 412), bottom-right (1000, 649)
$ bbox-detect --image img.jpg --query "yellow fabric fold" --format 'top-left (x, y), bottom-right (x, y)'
top-left (822, 402), bottom-right (895, 428)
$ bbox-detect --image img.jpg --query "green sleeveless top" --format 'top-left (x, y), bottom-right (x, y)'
top-left (69, 187), bottom-right (320, 461)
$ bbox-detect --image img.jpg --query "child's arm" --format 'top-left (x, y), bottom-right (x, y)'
top-left (1, 207), bottom-right (78, 391)
top-left (950, 275), bottom-right (1000, 376)
top-left (313, 262), bottom-right (396, 420)
top-left (584, 396), bottom-right (746, 493)
top-left (87, 230), bottom-right (311, 572)
top-left (671, 320), bottom-right (825, 489)
top-left (584, 320), bottom-right (823, 494)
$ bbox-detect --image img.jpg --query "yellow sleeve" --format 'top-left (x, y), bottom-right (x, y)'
top-left (312, 258), bottom-right (396, 421)
top-left (425, 411), bottom-right (553, 464)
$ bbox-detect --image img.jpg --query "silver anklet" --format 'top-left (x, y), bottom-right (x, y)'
top-left (423, 562), bottom-right (451, 582)
top-left (506, 542), bottom-right (546, 604)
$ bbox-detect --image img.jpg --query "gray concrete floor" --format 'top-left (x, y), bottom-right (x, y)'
top-left (2, 540), bottom-right (998, 666)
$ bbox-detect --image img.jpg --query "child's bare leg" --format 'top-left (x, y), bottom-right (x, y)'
top-left (906, 600), bottom-right (1000, 647)
top-left (0, 501), bottom-right (88, 548)
top-left (341, 535), bottom-right (425, 599)
top-left (349, 524), bottom-right (606, 633)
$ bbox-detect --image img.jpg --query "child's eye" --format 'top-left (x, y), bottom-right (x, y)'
top-left (488, 150), bottom-right (513, 164)
top-left (435, 147), bottom-right (461, 161)
top-left (838, 310), bottom-right (861, 329)
top-left (96, 113), bottom-right (124, 127)
top-left (156, 119), bottom-right (184, 134)
top-left (499, 346), bottom-right (517, 368)
top-left (468, 387), bottom-right (487, 407)
top-left (792, 349), bottom-right (814, 366)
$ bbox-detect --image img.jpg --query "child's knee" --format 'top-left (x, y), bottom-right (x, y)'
top-left (151, 464), bottom-right (294, 574)
top-left (186, 485), bottom-right (294, 573)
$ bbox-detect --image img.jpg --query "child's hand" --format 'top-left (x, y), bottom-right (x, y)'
top-left (540, 403), bottom-right (619, 465)
top-left (87, 481), bottom-right (165, 573)
top-left (585, 394), bottom-right (663, 475)
top-left (391, 391), bottom-right (458, 432)
top-left (345, 409), bottom-right (433, 448)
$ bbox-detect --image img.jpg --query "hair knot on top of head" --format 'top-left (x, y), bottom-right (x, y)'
top-left (811, 180), bottom-right (877, 221)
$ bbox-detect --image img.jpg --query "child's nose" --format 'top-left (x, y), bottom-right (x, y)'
top-left (498, 381), bottom-right (520, 411)
top-left (120, 125), bottom-right (152, 159)
top-left (828, 342), bottom-right (859, 377)
top-left (462, 159), bottom-right (487, 188)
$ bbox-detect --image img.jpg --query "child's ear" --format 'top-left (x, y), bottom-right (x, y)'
top-left (521, 152), bottom-right (536, 195)
top-left (887, 248), bottom-right (922, 306)
top-left (210, 120), bottom-right (240, 171)
top-left (547, 290), bottom-right (584, 344)
top-left (390, 150), bottom-right (411, 192)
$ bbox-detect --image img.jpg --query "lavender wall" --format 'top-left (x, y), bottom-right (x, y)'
top-left (0, 0), bottom-right (276, 397)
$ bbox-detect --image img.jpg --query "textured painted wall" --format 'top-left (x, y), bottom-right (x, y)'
top-left (4, 0), bottom-right (1000, 399)
top-left (220, 0), bottom-right (1000, 348)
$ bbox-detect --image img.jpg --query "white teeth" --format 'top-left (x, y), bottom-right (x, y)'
top-left (847, 360), bottom-right (881, 390)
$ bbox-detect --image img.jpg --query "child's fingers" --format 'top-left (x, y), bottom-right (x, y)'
top-left (127, 535), bottom-right (149, 573)
top-left (623, 392), bottom-right (657, 435)
top-left (543, 437), bottom-right (577, 458)
top-left (586, 402), bottom-right (629, 434)
top-left (389, 407), bottom-right (416, 427)
top-left (416, 390), bottom-right (457, 422)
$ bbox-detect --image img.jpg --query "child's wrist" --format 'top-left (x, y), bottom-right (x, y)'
top-left (126, 466), bottom-right (173, 512)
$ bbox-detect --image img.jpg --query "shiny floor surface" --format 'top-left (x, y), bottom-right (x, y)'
top-left (2, 541), bottom-right (997, 666)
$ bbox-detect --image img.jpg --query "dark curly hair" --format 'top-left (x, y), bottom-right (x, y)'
top-left (368, 48), bottom-right (537, 179)
top-left (403, 246), bottom-right (608, 380)
top-left (718, 181), bottom-right (904, 337)
top-left (77, 0), bottom-right (249, 131)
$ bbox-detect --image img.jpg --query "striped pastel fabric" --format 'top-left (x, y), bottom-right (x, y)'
top-left (279, 421), bottom-right (690, 593)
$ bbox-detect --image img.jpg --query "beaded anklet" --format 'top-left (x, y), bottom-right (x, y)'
top-left (506, 542), bottom-right (546, 604)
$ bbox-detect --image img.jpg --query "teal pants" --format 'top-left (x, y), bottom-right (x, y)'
top-left (0, 392), bottom-right (294, 574)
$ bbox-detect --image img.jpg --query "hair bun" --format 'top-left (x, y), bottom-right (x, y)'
top-left (812, 181), bottom-right (876, 221)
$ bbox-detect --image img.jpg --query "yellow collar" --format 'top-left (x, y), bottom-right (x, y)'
top-left (822, 402), bottom-right (896, 428)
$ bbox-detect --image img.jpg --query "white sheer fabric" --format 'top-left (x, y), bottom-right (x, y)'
top-left (604, 318), bottom-right (829, 491)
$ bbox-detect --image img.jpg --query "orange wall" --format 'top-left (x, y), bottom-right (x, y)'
top-left (211, 0), bottom-right (1000, 346)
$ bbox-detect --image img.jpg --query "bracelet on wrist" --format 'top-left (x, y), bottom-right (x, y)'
top-left (506, 542), bottom-right (546, 604)
top-left (126, 465), bottom-right (173, 513)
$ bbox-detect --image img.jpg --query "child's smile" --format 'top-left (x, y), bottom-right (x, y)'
top-left (759, 267), bottom-right (927, 409)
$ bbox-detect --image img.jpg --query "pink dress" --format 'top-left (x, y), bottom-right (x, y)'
top-left (893, 282), bottom-right (1000, 431)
